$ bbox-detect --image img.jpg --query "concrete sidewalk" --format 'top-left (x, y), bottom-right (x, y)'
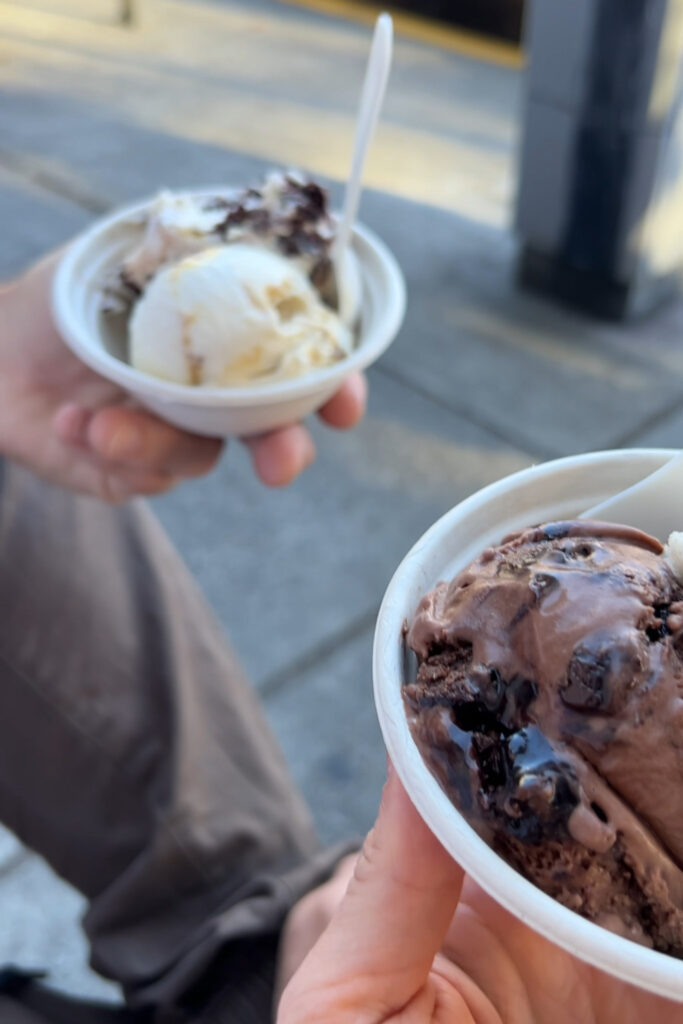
top-left (1, 0), bottom-right (682, 1004)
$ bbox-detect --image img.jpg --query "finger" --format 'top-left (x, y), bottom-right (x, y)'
top-left (280, 766), bottom-right (464, 1022)
top-left (56, 404), bottom-right (223, 479)
top-left (39, 423), bottom-right (175, 502)
top-left (243, 423), bottom-right (315, 487)
top-left (317, 372), bottom-right (367, 430)
top-left (52, 403), bottom-right (93, 450)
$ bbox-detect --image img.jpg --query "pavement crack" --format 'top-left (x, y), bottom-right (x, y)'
top-left (374, 364), bottom-right (553, 459)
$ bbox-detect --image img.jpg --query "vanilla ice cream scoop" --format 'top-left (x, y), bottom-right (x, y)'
top-left (129, 243), bottom-right (353, 387)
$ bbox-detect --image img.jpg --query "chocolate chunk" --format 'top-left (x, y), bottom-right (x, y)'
top-left (309, 256), bottom-right (332, 291)
top-left (561, 631), bottom-right (643, 713)
top-left (502, 727), bottom-right (580, 843)
top-left (500, 676), bottom-right (537, 729)
top-left (561, 648), bottom-right (612, 711)
top-left (646, 604), bottom-right (671, 643)
top-left (453, 699), bottom-right (505, 736)
top-left (530, 572), bottom-right (559, 601)
top-left (472, 733), bottom-right (510, 792)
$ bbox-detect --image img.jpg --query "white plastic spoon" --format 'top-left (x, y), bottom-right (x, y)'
top-left (333, 13), bottom-right (393, 325)
top-left (581, 451), bottom-right (683, 541)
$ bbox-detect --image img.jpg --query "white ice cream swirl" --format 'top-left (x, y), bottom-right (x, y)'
top-left (129, 244), bottom-right (353, 388)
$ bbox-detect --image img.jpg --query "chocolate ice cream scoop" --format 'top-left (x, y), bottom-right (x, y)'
top-left (404, 521), bottom-right (683, 954)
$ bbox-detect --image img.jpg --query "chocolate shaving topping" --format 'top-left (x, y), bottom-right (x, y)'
top-left (210, 174), bottom-right (336, 260)
top-left (310, 255), bottom-right (333, 290)
top-left (201, 196), bottom-right (231, 212)
top-left (105, 172), bottom-right (337, 316)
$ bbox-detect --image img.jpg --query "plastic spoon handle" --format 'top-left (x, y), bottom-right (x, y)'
top-left (581, 450), bottom-right (683, 540)
top-left (336, 13), bottom-right (393, 259)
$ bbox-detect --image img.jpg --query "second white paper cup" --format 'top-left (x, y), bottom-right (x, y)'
top-left (52, 191), bottom-right (406, 437)
top-left (373, 448), bottom-right (683, 1002)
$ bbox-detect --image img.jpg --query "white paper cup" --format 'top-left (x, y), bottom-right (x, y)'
top-left (374, 448), bottom-right (683, 1002)
top-left (52, 191), bottom-right (406, 437)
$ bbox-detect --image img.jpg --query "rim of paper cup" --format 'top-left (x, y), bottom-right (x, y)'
top-left (52, 191), bottom-right (406, 406)
top-left (373, 448), bottom-right (683, 1002)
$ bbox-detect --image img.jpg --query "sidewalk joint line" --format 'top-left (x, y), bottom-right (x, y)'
top-left (258, 607), bottom-right (378, 699)
top-left (0, 149), bottom-right (110, 215)
top-left (374, 364), bottom-right (553, 461)
top-left (611, 391), bottom-right (683, 449)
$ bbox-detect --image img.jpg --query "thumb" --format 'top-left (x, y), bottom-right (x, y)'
top-left (279, 763), bottom-right (464, 1023)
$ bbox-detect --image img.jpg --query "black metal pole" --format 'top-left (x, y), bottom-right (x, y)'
top-left (516, 0), bottom-right (683, 320)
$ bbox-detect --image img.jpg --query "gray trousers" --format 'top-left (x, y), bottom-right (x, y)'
top-left (0, 460), bottom-right (347, 1022)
